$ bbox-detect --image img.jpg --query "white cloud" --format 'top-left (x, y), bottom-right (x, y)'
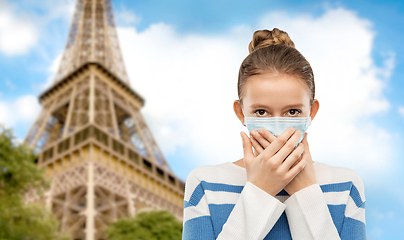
top-left (14, 95), bottom-right (41, 120)
top-left (0, 0), bottom-right (39, 56)
top-left (41, 52), bottom-right (63, 90)
top-left (0, 95), bottom-right (41, 128)
top-left (117, 7), bottom-right (395, 182)
top-left (116, 8), bottom-right (141, 26)
top-left (399, 106), bottom-right (404, 119)
top-left (41, 0), bottom-right (75, 22)
top-left (16, 0), bottom-right (75, 23)
top-left (0, 101), bottom-right (13, 125)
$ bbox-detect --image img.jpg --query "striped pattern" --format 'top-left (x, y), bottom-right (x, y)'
top-left (182, 161), bottom-right (366, 240)
top-left (184, 181), bottom-right (244, 208)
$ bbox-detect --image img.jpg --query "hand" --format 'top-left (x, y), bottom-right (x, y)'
top-left (251, 130), bottom-right (317, 196)
top-left (240, 127), bottom-right (307, 197)
top-left (284, 133), bottom-right (317, 195)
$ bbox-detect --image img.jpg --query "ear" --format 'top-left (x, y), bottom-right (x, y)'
top-left (233, 100), bottom-right (246, 126)
top-left (309, 99), bottom-right (320, 121)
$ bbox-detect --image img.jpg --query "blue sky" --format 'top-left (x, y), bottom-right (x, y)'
top-left (0, 0), bottom-right (403, 239)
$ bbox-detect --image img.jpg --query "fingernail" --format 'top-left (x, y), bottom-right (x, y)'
top-left (251, 130), bottom-right (257, 136)
top-left (258, 129), bottom-right (264, 134)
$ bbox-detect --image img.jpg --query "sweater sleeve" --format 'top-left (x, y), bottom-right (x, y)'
top-left (284, 175), bottom-right (366, 240)
top-left (182, 168), bottom-right (286, 240)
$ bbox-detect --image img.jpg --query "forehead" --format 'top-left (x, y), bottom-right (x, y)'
top-left (243, 73), bottom-right (310, 107)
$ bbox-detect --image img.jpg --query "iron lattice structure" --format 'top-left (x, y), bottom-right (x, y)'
top-left (24, 0), bottom-right (184, 239)
top-left (54, 0), bottom-right (129, 84)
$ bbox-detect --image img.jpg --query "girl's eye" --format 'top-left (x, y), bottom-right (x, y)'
top-left (255, 109), bottom-right (267, 116)
top-left (287, 109), bottom-right (301, 117)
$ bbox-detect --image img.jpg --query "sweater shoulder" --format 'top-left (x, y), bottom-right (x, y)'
top-left (314, 162), bottom-right (365, 200)
top-left (186, 162), bottom-right (246, 185)
top-left (184, 162), bottom-right (246, 199)
top-left (314, 162), bottom-right (362, 183)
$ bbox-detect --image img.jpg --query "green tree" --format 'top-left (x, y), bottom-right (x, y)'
top-left (106, 209), bottom-right (183, 240)
top-left (0, 126), bottom-right (71, 240)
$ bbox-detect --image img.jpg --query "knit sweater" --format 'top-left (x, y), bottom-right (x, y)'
top-left (182, 161), bottom-right (366, 240)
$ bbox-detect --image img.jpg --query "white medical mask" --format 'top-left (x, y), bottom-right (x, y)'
top-left (244, 114), bottom-right (311, 146)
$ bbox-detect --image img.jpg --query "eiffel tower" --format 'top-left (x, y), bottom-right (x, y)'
top-left (24, 0), bottom-right (184, 239)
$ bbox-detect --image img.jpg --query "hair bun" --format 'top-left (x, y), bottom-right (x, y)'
top-left (248, 28), bottom-right (295, 54)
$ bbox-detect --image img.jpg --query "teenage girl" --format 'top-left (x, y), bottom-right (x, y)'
top-left (182, 28), bottom-right (366, 240)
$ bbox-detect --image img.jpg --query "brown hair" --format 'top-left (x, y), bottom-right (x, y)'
top-left (238, 28), bottom-right (315, 105)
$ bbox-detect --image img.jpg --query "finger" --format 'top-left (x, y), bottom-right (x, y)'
top-left (251, 136), bottom-right (264, 155)
top-left (302, 132), bottom-right (309, 150)
top-left (292, 150), bottom-right (305, 168)
top-left (258, 128), bottom-right (276, 144)
top-left (259, 127), bottom-right (296, 160)
top-left (285, 154), bottom-right (307, 180)
top-left (281, 142), bottom-right (304, 171)
top-left (271, 129), bottom-right (303, 164)
top-left (301, 132), bottom-right (314, 164)
top-left (251, 129), bottom-right (271, 149)
top-left (253, 148), bottom-right (259, 158)
top-left (241, 132), bottom-right (254, 166)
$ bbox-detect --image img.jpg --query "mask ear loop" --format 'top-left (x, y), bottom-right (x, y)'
top-left (242, 109), bottom-right (246, 126)
top-left (305, 110), bottom-right (312, 128)
top-left (307, 110), bottom-right (312, 122)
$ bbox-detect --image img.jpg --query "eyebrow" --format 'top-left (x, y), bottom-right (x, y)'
top-left (250, 103), bottom-right (304, 109)
top-left (282, 104), bottom-right (305, 109)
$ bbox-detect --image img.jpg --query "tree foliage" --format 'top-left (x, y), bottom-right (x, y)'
top-left (0, 196), bottom-right (70, 240)
top-left (0, 126), bottom-right (71, 240)
top-left (0, 127), bottom-right (48, 196)
top-left (106, 209), bottom-right (183, 240)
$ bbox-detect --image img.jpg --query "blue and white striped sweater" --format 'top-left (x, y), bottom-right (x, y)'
top-left (182, 161), bottom-right (366, 240)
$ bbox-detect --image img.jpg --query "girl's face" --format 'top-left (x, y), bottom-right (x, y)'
top-left (234, 72), bottom-right (319, 123)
